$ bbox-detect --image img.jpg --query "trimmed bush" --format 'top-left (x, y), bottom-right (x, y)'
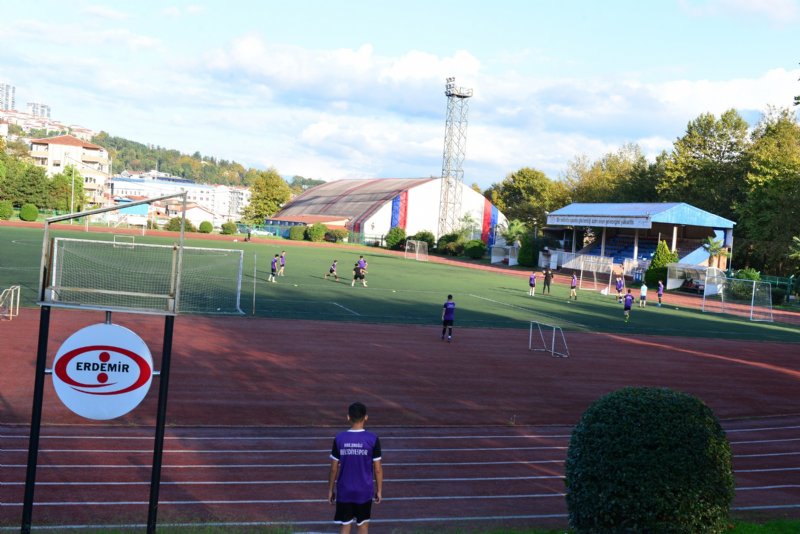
top-left (436, 232), bottom-right (461, 253)
top-left (220, 221), bottom-right (237, 235)
top-left (441, 241), bottom-right (464, 256)
top-left (325, 229), bottom-right (349, 242)
top-left (165, 217), bottom-right (197, 232)
top-left (644, 266), bottom-right (667, 288)
top-left (305, 222), bottom-right (328, 242)
top-left (0, 200), bottom-right (13, 220)
top-left (463, 239), bottom-right (486, 259)
top-left (411, 230), bottom-right (435, 251)
top-left (288, 225), bottom-right (307, 241)
top-left (198, 221), bottom-right (213, 234)
top-left (565, 387), bottom-right (734, 533)
top-left (385, 226), bottom-right (406, 250)
top-left (19, 203), bottom-right (39, 222)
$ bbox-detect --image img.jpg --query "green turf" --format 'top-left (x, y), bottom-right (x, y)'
top-left (1, 225), bottom-right (799, 342)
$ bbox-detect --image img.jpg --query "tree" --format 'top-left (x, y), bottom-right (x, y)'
top-left (288, 175), bottom-right (325, 194)
top-left (563, 144), bottom-right (649, 203)
top-left (491, 167), bottom-right (570, 228)
top-left (499, 219), bottom-right (527, 245)
top-left (242, 167), bottom-right (292, 224)
top-left (702, 236), bottom-right (729, 269)
top-left (735, 107), bottom-right (800, 273)
top-left (47, 165), bottom-right (85, 212)
top-left (658, 109), bottom-right (750, 220)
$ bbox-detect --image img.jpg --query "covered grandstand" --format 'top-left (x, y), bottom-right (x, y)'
top-left (270, 178), bottom-right (507, 244)
top-left (545, 202), bottom-right (735, 273)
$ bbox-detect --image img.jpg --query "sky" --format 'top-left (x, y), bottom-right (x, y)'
top-left (2, 0), bottom-right (799, 189)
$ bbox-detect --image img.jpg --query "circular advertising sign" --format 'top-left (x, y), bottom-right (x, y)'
top-left (52, 323), bottom-right (153, 420)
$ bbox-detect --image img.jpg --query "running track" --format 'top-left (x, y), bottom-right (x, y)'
top-left (2, 416), bottom-right (800, 531)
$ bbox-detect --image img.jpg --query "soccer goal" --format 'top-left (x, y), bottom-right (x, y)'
top-left (578, 256), bottom-right (614, 293)
top-left (702, 268), bottom-right (773, 322)
top-left (113, 234), bottom-right (135, 249)
top-left (0, 284), bottom-right (21, 320)
top-left (404, 239), bottom-right (429, 261)
top-left (529, 321), bottom-right (569, 358)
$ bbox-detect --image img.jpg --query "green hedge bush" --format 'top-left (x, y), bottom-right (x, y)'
top-left (19, 203), bottom-right (39, 222)
top-left (165, 217), bottom-right (196, 232)
top-left (0, 200), bottom-right (13, 220)
top-left (220, 221), bottom-right (237, 235)
top-left (565, 387), bottom-right (734, 533)
top-left (436, 232), bottom-right (461, 253)
top-left (440, 241), bottom-right (464, 256)
top-left (288, 225), bottom-right (306, 241)
top-left (198, 221), bottom-right (213, 234)
top-left (410, 230), bottom-right (435, 250)
top-left (325, 229), bottom-right (349, 242)
top-left (305, 222), bottom-right (328, 242)
top-left (463, 239), bottom-right (486, 259)
top-left (385, 227), bottom-right (406, 250)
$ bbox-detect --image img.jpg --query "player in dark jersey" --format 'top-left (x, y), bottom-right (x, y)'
top-left (352, 263), bottom-right (367, 287)
top-left (543, 268), bottom-right (553, 294)
top-left (268, 254), bottom-right (278, 283)
top-left (528, 272), bottom-right (536, 297)
top-left (657, 280), bottom-right (664, 307)
top-left (328, 402), bottom-right (383, 533)
top-left (615, 276), bottom-right (625, 302)
top-left (441, 294), bottom-right (455, 341)
top-left (325, 260), bottom-right (339, 281)
top-left (623, 288), bottom-right (634, 323)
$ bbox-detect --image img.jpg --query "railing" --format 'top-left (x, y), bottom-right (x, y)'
top-left (0, 285), bottom-right (21, 320)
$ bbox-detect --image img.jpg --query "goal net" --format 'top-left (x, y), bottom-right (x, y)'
top-left (0, 285), bottom-right (21, 320)
top-left (702, 268), bottom-right (773, 322)
top-left (529, 321), bottom-right (569, 358)
top-left (579, 256), bottom-right (614, 293)
top-left (46, 238), bottom-right (244, 315)
top-left (113, 234), bottom-right (135, 249)
top-left (404, 240), bottom-right (429, 261)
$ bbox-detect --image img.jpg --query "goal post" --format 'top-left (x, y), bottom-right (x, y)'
top-left (0, 285), bottom-right (21, 320)
top-left (113, 234), bottom-right (135, 248)
top-left (490, 245), bottom-right (518, 266)
top-left (702, 268), bottom-right (774, 322)
top-left (404, 240), bottom-right (428, 261)
top-left (529, 321), bottom-right (569, 358)
top-left (579, 256), bottom-right (614, 293)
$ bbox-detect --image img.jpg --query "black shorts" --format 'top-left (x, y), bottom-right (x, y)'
top-left (529, 283), bottom-right (535, 288)
top-left (271, 269), bottom-right (277, 276)
top-left (330, 268), bottom-right (336, 274)
top-left (442, 319), bottom-right (454, 327)
top-left (335, 500), bottom-right (372, 526)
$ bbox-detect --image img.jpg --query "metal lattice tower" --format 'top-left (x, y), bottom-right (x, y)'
top-left (438, 77), bottom-right (473, 238)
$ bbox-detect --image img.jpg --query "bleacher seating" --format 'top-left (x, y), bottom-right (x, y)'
top-left (582, 235), bottom-right (697, 264)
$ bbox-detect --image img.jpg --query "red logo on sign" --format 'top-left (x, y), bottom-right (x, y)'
top-left (53, 345), bottom-right (152, 395)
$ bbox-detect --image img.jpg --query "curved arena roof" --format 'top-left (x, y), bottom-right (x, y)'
top-left (275, 178), bottom-right (437, 223)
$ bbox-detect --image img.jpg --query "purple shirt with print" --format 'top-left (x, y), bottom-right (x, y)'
top-left (443, 301), bottom-right (456, 321)
top-left (623, 293), bottom-right (634, 309)
top-left (330, 429), bottom-right (382, 504)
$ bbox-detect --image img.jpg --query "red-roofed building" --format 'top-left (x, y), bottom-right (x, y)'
top-left (29, 134), bottom-right (110, 205)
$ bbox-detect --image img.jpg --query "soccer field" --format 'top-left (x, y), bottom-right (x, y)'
top-left (1, 225), bottom-right (798, 341)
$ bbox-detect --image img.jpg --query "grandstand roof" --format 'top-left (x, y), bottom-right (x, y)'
top-left (547, 202), bottom-right (735, 229)
top-left (276, 178), bottom-right (437, 221)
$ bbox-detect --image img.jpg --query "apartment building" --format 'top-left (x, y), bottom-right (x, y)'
top-left (0, 83), bottom-right (15, 110)
top-left (29, 134), bottom-right (110, 205)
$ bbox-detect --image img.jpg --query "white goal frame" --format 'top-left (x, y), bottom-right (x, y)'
top-left (113, 234), bottom-right (136, 249)
top-left (529, 321), bottom-right (569, 358)
top-left (0, 285), bottom-right (21, 320)
top-left (702, 268), bottom-right (774, 322)
top-left (490, 246), bottom-right (518, 267)
top-left (404, 240), bottom-right (429, 261)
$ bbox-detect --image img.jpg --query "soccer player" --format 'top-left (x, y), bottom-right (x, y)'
top-left (543, 268), bottom-right (553, 294)
top-left (352, 262), bottom-right (367, 287)
top-left (441, 294), bottom-right (455, 341)
top-left (615, 276), bottom-right (624, 303)
top-left (325, 260), bottom-right (339, 281)
top-left (570, 273), bottom-right (578, 300)
top-left (623, 288), bottom-right (634, 322)
top-left (639, 282), bottom-right (648, 308)
top-left (268, 254), bottom-right (279, 283)
top-left (357, 255), bottom-right (368, 273)
top-left (528, 271), bottom-right (536, 297)
top-left (278, 251), bottom-right (286, 276)
top-left (328, 402), bottom-right (383, 534)
top-left (657, 280), bottom-right (664, 307)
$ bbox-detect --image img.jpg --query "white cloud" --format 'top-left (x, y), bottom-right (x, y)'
top-left (678, 0), bottom-right (800, 23)
top-left (81, 4), bottom-right (130, 20)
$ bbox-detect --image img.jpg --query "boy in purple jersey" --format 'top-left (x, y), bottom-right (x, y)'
top-left (328, 402), bottom-right (383, 534)
top-left (528, 271), bottom-right (536, 296)
top-left (441, 294), bottom-right (455, 341)
top-left (352, 263), bottom-right (367, 287)
top-left (570, 273), bottom-right (578, 300)
top-left (615, 275), bottom-right (624, 302)
top-left (268, 254), bottom-right (278, 283)
top-left (657, 280), bottom-right (664, 307)
top-left (357, 255), bottom-right (368, 270)
top-left (278, 250), bottom-right (286, 276)
top-left (623, 288), bottom-right (634, 323)
top-left (325, 260), bottom-right (339, 281)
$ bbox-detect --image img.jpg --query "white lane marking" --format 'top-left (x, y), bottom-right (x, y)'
top-left (331, 302), bottom-right (360, 315)
top-left (0, 445), bottom-right (567, 454)
top-left (0, 459), bottom-right (566, 469)
top-left (0, 433), bottom-right (572, 441)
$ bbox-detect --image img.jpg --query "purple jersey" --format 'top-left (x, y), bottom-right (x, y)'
top-left (358, 258), bottom-right (367, 269)
top-left (529, 273), bottom-right (536, 286)
top-left (658, 282), bottom-right (664, 296)
top-left (443, 301), bottom-right (456, 321)
top-left (331, 429), bottom-right (382, 504)
top-left (616, 278), bottom-right (624, 292)
top-left (271, 258), bottom-right (278, 271)
top-left (280, 254), bottom-right (285, 266)
top-left (571, 275), bottom-right (577, 288)
top-left (623, 293), bottom-right (634, 309)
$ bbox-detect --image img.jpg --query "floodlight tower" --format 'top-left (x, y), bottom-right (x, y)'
top-left (438, 77), bottom-right (473, 237)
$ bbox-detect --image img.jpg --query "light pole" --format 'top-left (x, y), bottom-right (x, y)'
top-left (70, 164), bottom-right (75, 224)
